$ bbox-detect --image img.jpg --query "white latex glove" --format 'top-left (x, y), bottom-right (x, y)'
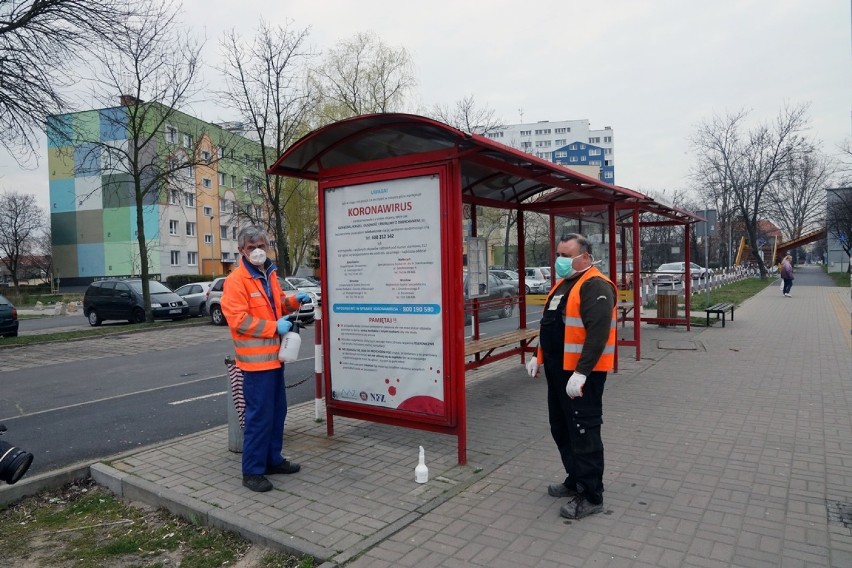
top-left (566, 372), bottom-right (587, 398)
top-left (526, 358), bottom-right (539, 378)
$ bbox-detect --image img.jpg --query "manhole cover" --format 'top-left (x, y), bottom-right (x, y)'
top-left (656, 340), bottom-right (700, 351)
top-left (827, 501), bottom-right (852, 528)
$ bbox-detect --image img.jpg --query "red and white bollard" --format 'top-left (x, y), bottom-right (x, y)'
top-left (314, 307), bottom-right (325, 422)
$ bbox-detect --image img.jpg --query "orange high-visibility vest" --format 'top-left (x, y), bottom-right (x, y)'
top-left (537, 266), bottom-right (616, 372)
top-left (221, 261), bottom-right (301, 372)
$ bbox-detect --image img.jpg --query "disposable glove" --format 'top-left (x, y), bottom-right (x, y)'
top-left (295, 291), bottom-right (311, 303)
top-left (566, 372), bottom-right (587, 398)
top-left (277, 317), bottom-right (293, 335)
top-left (526, 358), bottom-right (539, 378)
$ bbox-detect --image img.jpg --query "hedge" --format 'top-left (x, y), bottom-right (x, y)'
top-left (165, 274), bottom-right (218, 289)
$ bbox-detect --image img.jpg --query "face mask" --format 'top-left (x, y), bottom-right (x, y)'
top-left (555, 256), bottom-right (575, 279)
top-left (247, 248), bottom-right (267, 266)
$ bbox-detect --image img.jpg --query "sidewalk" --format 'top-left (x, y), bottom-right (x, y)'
top-left (26, 269), bottom-right (852, 566)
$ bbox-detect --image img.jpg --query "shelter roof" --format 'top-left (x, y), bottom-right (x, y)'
top-left (268, 113), bottom-right (700, 224)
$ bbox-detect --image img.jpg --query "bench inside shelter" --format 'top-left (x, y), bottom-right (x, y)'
top-left (705, 302), bottom-right (735, 327)
top-left (465, 327), bottom-right (539, 370)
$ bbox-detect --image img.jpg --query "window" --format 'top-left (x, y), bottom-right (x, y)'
top-left (183, 133), bottom-right (193, 147)
top-left (603, 136), bottom-right (612, 143)
top-left (520, 141), bottom-right (532, 149)
top-left (244, 154), bottom-right (250, 166)
top-left (184, 192), bottom-right (195, 207)
top-left (519, 130), bottom-right (531, 136)
top-left (569, 144), bottom-right (577, 150)
top-left (569, 156), bottom-right (578, 162)
top-left (203, 205), bottom-right (212, 216)
top-left (604, 171), bottom-right (614, 179)
top-left (222, 252), bottom-right (231, 261)
top-left (255, 159), bottom-right (262, 171)
top-left (605, 148), bottom-right (612, 155)
top-left (535, 140), bottom-right (551, 148)
top-left (170, 250), bottom-right (180, 266)
top-left (217, 147), bottom-right (224, 159)
top-left (202, 177), bottom-right (212, 188)
top-left (187, 251), bottom-right (198, 266)
top-left (186, 222), bottom-right (196, 236)
top-left (220, 225), bottom-right (229, 239)
top-left (555, 127), bottom-right (568, 134)
top-left (590, 160), bottom-right (601, 166)
top-left (255, 181), bottom-right (263, 195)
top-left (168, 189), bottom-right (180, 205)
top-left (555, 151), bottom-right (567, 158)
top-left (169, 220), bottom-right (178, 235)
top-left (589, 137), bottom-right (600, 144)
top-left (165, 125), bottom-right (177, 144)
top-left (232, 227), bottom-right (238, 240)
top-left (589, 148), bottom-right (601, 156)
top-left (204, 234), bottom-right (213, 244)
top-left (232, 201), bottom-right (238, 214)
top-left (254, 205), bottom-right (262, 218)
top-left (534, 128), bottom-right (551, 135)
top-left (231, 175), bottom-right (236, 188)
top-left (244, 177), bottom-right (251, 192)
top-left (581, 155), bottom-right (587, 161)
top-left (201, 150), bottom-right (211, 161)
top-left (555, 139), bottom-right (566, 146)
top-left (218, 172), bottom-right (226, 186)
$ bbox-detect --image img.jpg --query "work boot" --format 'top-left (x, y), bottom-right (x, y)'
top-left (242, 474), bottom-right (273, 492)
top-left (547, 483), bottom-right (578, 498)
top-left (559, 495), bottom-right (603, 519)
top-left (266, 460), bottom-right (301, 475)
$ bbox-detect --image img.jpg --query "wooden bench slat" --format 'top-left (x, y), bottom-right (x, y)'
top-left (465, 328), bottom-right (539, 357)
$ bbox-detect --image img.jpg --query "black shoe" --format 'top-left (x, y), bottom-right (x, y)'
top-left (547, 483), bottom-right (578, 498)
top-left (266, 460), bottom-right (301, 475)
top-left (559, 495), bottom-right (603, 519)
top-left (242, 474), bottom-right (273, 492)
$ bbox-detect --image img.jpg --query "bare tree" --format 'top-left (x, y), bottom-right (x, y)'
top-left (219, 20), bottom-right (317, 274)
top-left (50, 0), bottom-right (209, 322)
top-left (312, 31), bottom-right (416, 123)
top-left (765, 143), bottom-right (834, 241)
top-left (429, 95), bottom-right (504, 136)
top-left (0, 190), bottom-right (44, 291)
top-left (826, 188), bottom-right (852, 273)
top-left (0, 0), bottom-right (145, 163)
top-left (690, 104), bottom-right (810, 277)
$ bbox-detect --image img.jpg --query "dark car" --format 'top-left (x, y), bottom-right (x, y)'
top-left (0, 293), bottom-right (19, 338)
top-left (205, 276), bottom-right (315, 327)
top-left (83, 279), bottom-right (189, 326)
top-left (464, 272), bottom-right (515, 324)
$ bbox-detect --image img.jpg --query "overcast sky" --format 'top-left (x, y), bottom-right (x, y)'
top-left (2, 0), bottom-right (849, 213)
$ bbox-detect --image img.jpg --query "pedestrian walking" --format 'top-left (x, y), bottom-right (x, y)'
top-left (526, 233), bottom-right (616, 519)
top-left (781, 254), bottom-right (795, 297)
top-left (221, 226), bottom-right (311, 492)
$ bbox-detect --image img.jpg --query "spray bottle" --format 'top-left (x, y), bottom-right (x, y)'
top-left (278, 299), bottom-right (304, 363)
top-left (415, 445), bottom-right (429, 483)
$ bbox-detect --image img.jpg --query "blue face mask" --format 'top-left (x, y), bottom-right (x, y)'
top-left (555, 256), bottom-right (576, 279)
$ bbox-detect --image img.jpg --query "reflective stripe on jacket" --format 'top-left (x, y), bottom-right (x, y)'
top-left (537, 266), bottom-right (616, 372)
top-left (221, 260), bottom-right (301, 371)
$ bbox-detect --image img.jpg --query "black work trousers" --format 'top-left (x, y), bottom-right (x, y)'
top-left (543, 355), bottom-right (606, 504)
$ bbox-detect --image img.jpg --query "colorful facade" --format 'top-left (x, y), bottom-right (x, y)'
top-left (47, 103), bottom-right (265, 285)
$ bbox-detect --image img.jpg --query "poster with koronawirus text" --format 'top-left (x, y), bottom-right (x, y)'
top-left (325, 175), bottom-right (445, 416)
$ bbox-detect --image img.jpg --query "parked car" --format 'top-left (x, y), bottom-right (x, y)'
top-left (651, 262), bottom-right (712, 287)
top-left (0, 293), bottom-right (19, 338)
top-left (283, 276), bottom-right (322, 305)
top-left (489, 269), bottom-right (520, 290)
top-left (174, 281), bottom-right (213, 317)
top-left (206, 276), bottom-right (315, 327)
top-left (522, 267), bottom-right (550, 294)
top-left (83, 279), bottom-right (189, 326)
top-left (464, 272), bottom-right (515, 324)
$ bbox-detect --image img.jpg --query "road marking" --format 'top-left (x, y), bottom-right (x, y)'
top-left (0, 374), bottom-right (228, 422)
top-left (169, 391), bottom-right (227, 405)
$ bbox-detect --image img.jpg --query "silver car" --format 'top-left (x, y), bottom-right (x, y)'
top-left (174, 281), bottom-right (213, 317)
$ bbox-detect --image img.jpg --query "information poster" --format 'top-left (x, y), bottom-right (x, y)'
top-left (325, 175), bottom-right (445, 416)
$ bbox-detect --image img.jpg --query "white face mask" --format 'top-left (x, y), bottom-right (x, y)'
top-left (247, 248), bottom-right (267, 266)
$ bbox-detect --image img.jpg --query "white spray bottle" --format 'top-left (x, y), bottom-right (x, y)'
top-left (415, 445), bottom-right (429, 483)
top-left (278, 300), bottom-right (304, 363)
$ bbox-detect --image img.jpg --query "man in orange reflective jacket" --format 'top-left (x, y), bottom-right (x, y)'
top-left (527, 233), bottom-right (616, 519)
top-left (222, 226), bottom-right (311, 492)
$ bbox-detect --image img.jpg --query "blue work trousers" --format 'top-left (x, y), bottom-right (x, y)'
top-left (241, 367), bottom-right (287, 475)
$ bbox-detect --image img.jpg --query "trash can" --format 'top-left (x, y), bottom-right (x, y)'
top-left (225, 357), bottom-right (244, 453)
top-left (656, 289), bottom-right (679, 326)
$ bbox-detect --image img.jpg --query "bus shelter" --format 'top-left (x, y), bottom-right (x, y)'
top-left (269, 113), bottom-right (700, 463)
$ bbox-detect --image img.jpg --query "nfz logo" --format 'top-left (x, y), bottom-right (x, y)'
top-left (361, 392), bottom-right (386, 402)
